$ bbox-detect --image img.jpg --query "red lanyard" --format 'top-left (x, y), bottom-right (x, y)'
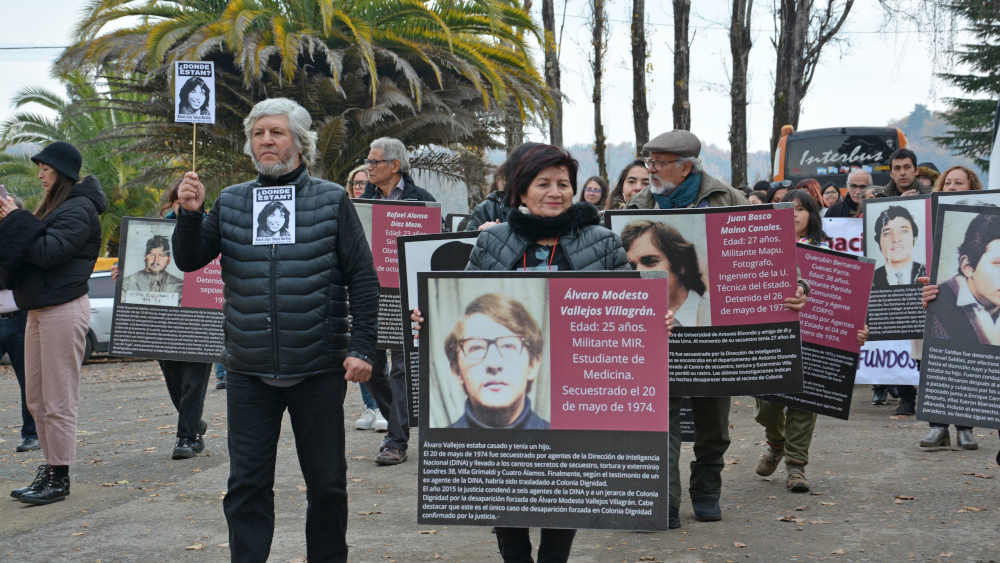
top-left (523, 237), bottom-right (559, 271)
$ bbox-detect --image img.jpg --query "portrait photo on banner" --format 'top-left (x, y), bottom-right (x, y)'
top-left (426, 277), bottom-right (551, 429)
top-left (610, 212), bottom-right (711, 327)
top-left (120, 220), bottom-right (185, 307)
top-left (864, 197), bottom-right (929, 288)
top-left (173, 61), bottom-right (215, 124)
top-left (927, 206), bottom-right (1000, 347)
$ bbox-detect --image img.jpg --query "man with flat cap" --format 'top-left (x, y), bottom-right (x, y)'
top-left (627, 130), bottom-right (746, 210)
top-left (628, 129), bottom-right (746, 529)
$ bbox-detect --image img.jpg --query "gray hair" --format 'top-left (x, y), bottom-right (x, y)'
top-left (242, 98), bottom-right (318, 166)
top-left (679, 156), bottom-right (703, 174)
top-left (847, 168), bottom-right (872, 187)
top-left (370, 137), bottom-right (410, 174)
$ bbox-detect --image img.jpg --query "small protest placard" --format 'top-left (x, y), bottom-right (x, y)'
top-left (174, 61), bottom-right (215, 124)
top-left (252, 186), bottom-right (295, 245)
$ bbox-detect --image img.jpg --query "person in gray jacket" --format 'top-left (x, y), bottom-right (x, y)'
top-left (172, 98), bottom-right (378, 563)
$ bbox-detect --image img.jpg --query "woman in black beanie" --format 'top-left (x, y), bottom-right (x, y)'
top-left (0, 141), bottom-right (106, 505)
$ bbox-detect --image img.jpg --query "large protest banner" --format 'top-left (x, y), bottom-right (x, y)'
top-left (416, 271), bottom-right (670, 530)
top-left (823, 217), bottom-right (863, 255)
top-left (828, 216), bottom-right (921, 385)
top-left (398, 232), bottom-right (479, 423)
top-left (354, 199), bottom-right (441, 349)
top-left (918, 205), bottom-right (1000, 429)
top-left (862, 194), bottom-right (932, 340)
top-left (110, 217), bottom-right (223, 363)
top-left (605, 204), bottom-right (803, 396)
top-left (763, 244), bottom-right (875, 419)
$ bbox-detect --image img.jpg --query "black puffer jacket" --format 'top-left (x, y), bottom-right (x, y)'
top-left (468, 203), bottom-right (629, 271)
top-left (172, 168), bottom-right (379, 379)
top-left (466, 190), bottom-right (511, 231)
top-left (12, 175), bottom-right (106, 310)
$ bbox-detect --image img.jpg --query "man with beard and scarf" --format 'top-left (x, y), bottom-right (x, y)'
top-left (172, 98), bottom-right (378, 563)
top-left (627, 130), bottom-right (806, 529)
top-left (625, 130), bottom-right (746, 528)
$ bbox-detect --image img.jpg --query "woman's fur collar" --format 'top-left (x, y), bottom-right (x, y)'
top-left (508, 202), bottom-right (600, 240)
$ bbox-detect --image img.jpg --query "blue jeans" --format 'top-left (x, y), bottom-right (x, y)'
top-left (365, 349), bottom-right (409, 452)
top-left (0, 311), bottom-right (35, 439)
top-left (359, 382), bottom-right (377, 409)
top-left (214, 362), bottom-right (227, 381)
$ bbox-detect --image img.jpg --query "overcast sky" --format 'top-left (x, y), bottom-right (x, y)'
top-left (0, 0), bottom-right (966, 153)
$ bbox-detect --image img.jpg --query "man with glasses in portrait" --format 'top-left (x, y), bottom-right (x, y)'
top-left (442, 293), bottom-right (548, 430)
top-left (826, 169), bottom-right (871, 218)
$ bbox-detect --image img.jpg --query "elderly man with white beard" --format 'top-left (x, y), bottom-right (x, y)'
top-left (171, 97), bottom-right (378, 563)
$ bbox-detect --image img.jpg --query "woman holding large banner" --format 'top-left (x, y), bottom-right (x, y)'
top-left (918, 167), bottom-right (988, 451)
top-left (753, 190), bottom-right (869, 493)
top-left (413, 142), bottom-right (672, 562)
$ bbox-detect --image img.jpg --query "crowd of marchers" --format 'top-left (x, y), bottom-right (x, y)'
top-left (1, 97), bottom-right (997, 563)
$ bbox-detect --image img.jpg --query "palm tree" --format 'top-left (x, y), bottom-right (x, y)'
top-left (59, 0), bottom-right (552, 182)
top-left (0, 73), bottom-right (163, 252)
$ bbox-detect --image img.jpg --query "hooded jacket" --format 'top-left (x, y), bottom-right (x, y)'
top-left (466, 190), bottom-right (511, 231)
top-left (172, 167), bottom-right (379, 379)
top-left (467, 203), bottom-right (629, 271)
top-left (626, 171), bottom-right (747, 210)
top-left (11, 175), bottom-right (106, 310)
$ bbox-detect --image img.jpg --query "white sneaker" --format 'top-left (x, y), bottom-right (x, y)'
top-left (355, 408), bottom-right (377, 430)
top-left (373, 410), bottom-right (388, 432)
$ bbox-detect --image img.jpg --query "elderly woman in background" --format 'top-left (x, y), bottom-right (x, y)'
top-left (605, 159), bottom-right (650, 210)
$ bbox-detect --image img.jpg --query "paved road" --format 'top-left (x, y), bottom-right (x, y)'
top-left (2, 360), bottom-right (998, 562)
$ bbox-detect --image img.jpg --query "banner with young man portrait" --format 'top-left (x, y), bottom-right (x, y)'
top-left (862, 195), bottom-right (932, 340)
top-left (416, 271), bottom-right (671, 530)
top-left (605, 204), bottom-right (803, 396)
top-left (918, 205), bottom-right (1000, 429)
top-left (110, 217), bottom-right (223, 363)
top-left (397, 231), bottom-right (479, 424)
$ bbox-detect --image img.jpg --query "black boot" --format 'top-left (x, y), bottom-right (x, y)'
top-left (20, 465), bottom-right (69, 505)
top-left (10, 464), bottom-right (49, 499)
top-left (172, 437), bottom-right (195, 460)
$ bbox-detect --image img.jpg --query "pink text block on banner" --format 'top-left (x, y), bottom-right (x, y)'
top-left (797, 246), bottom-right (874, 354)
top-left (706, 207), bottom-right (799, 326)
top-left (372, 205), bottom-right (442, 288)
top-left (180, 256), bottom-right (223, 310)
top-left (547, 277), bottom-right (669, 432)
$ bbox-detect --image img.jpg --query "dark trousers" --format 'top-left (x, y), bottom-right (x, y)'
top-left (365, 349), bottom-right (409, 451)
top-left (0, 311), bottom-right (35, 439)
top-left (668, 396), bottom-right (731, 509)
top-left (158, 360), bottom-right (210, 438)
top-left (223, 372), bottom-right (348, 563)
top-left (495, 527), bottom-right (576, 563)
